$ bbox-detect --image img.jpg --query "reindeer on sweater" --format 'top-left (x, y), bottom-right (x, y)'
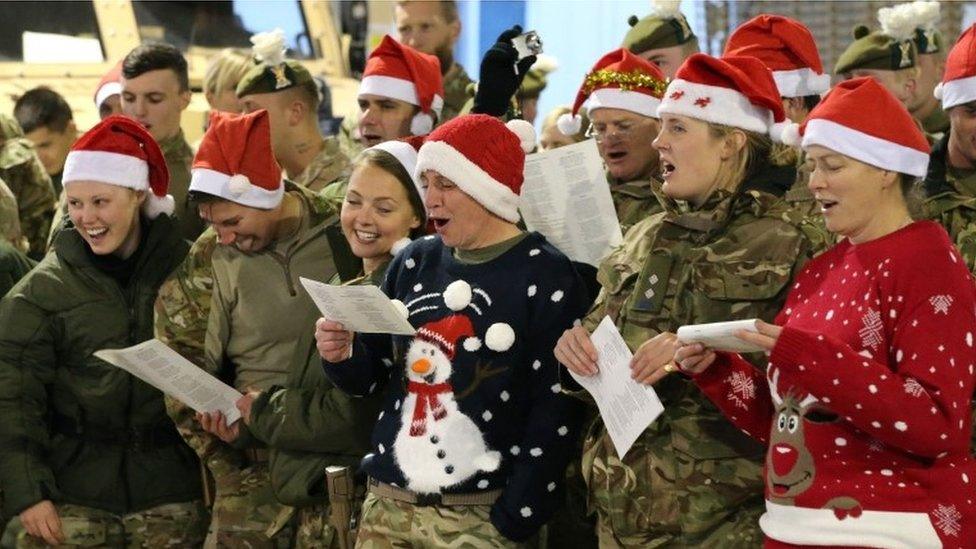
top-left (767, 369), bottom-right (862, 519)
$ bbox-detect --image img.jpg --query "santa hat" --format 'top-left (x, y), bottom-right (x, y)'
top-left (416, 315), bottom-right (477, 361)
top-left (62, 115), bottom-right (173, 219)
top-left (415, 114), bottom-right (535, 224)
top-left (557, 48), bottom-right (667, 136)
top-left (723, 15), bottom-right (830, 98)
top-left (657, 53), bottom-right (789, 142)
top-left (785, 77), bottom-right (929, 177)
top-left (190, 110), bottom-right (284, 209)
top-left (94, 60), bottom-right (123, 109)
top-left (368, 139), bottom-right (424, 255)
top-left (934, 24), bottom-right (976, 110)
top-left (359, 35), bottom-right (444, 136)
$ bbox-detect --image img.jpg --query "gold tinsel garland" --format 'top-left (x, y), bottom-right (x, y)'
top-left (581, 69), bottom-right (668, 95)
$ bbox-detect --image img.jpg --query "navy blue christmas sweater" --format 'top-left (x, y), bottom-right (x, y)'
top-left (322, 232), bottom-right (588, 541)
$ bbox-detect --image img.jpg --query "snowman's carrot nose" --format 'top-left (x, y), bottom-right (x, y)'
top-left (411, 358), bottom-right (432, 375)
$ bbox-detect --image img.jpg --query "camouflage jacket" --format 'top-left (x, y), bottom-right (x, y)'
top-left (780, 156), bottom-right (834, 256)
top-left (0, 177), bottom-right (27, 253)
top-left (923, 131), bottom-right (976, 272)
top-left (579, 172), bottom-right (817, 546)
top-left (159, 130), bottom-right (205, 243)
top-left (254, 263), bottom-right (386, 506)
top-left (609, 175), bottom-right (663, 235)
top-left (294, 137), bottom-right (350, 194)
top-left (441, 62), bottom-right (475, 124)
top-left (157, 182), bottom-right (341, 479)
top-left (0, 115), bottom-right (56, 259)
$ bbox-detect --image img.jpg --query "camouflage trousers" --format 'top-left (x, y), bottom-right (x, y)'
top-left (581, 418), bottom-right (765, 548)
top-left (1, 500), bottom-right (208, 548)
top-left (354, 493), bottom-right (539, 548)
top-left (293, 505), bottom-right (337, 549)
top-left (204, 463), bottom-right (295, 549)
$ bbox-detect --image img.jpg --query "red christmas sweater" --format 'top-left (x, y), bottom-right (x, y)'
top-left (693, 221), bottom-right (976, 548)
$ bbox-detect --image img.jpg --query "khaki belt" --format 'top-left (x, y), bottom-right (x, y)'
top-left (245, 448), bottom-right (271, 463)
top-left (368, 478), bottom-right (502, 507)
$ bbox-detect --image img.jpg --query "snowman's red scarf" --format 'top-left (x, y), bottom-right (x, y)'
top-left (407, 381), bottom-right (452, 436)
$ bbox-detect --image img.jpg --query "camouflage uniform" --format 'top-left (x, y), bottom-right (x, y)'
top-left (355, 493), bottom-right (538, 549)
top-left (780, 153), bottom-right (834, 256)
top-left (159, 130), bottom-right (205, 243)
top-left (441, 62), bottom-right (475, 125)
top-left (0, 179), bottom-right (26, 253)
top-left (578, 175), bottom-right (817, 547)
top-left (0, 114), bottom-right (56, 259)
top-left (294, 137), bottom-right (350, 194)
top-left (2, 501), bottom-right (208, 549)
top-left (609, 176), bottom-right (663, 235)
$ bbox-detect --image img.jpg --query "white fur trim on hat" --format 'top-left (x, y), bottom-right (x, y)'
top-left (772, 68), bottom-right (831, 98)
top-left (414, 141), bottom-right (521, 224)
top-left (801, 118), bottom-right (929, 177)
top-left (506, 119), bottom-right (537, 153)
top-left (360, 75), bottom-right (419, 106)
top-left (190, 168), bottom-right (284, 209)
top-left (936, 75), bottom-right (976, 110)
top-left (443, 280), bottom-right (473, 311)
top-left (94, 82), bottom-right (121, 108)
top-left (587, 88), bottom-right (660, 118)
top-left (143, 194), bottom-right (175, 219)
top-left (485, 323), bottom-right (515, 352)
top-left (657, 79), bottom-right (773, 134)
top-left (557, 113), bottom-right (582, 136)
top-left (63, 150), bottom-right (149, 190)
top-left (369, 140), bottom-right (422, 200)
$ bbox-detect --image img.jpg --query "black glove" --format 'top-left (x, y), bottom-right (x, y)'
top-left (472, 25), bottom-right (537, 117)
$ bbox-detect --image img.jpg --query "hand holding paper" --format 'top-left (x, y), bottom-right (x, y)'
top-left (676, 319), bottom-right (765, 353)
top-left (300, 277), bottom-right (416, 335)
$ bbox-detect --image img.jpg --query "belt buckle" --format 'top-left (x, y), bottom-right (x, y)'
top-left (414, 492), bottom-right (441, 507)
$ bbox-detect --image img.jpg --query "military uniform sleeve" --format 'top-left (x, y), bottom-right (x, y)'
top-left (0, 283), bottom-right (61, 515)
top-left (0, 140), bottom-right (56, 259)
top-left (490, 263), bottom-right (588, 542)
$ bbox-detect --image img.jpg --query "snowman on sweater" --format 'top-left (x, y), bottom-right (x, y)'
top-left (393, 280), bottom-right (512, 494)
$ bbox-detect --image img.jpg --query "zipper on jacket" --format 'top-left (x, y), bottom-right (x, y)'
top-left (267, 251), bottom-right (297, 297)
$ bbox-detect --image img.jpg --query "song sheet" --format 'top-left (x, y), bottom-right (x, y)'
top-left (520, 140), bottom-right (623, 267)
top-left (569, 316), bottom-right (665, 458)
top-left (300, 277), bottom-right (416, 335)
top-left (94, 339), bottom-right (242, 423)
top-left (676, 319), bottom-right (763, 353)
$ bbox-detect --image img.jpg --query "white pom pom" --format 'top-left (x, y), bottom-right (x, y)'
top-left (463, 337), bottom-right (482, 352)
top-left (391, 299), bottom-right (409, 319)
top-left (878, 5), bottom-right (917, 41)
top-left (228, 174), bottom-right (251, 196)
top-left (250, 28), bottom-right (286, 66)
top-left (485, 323), bottom-right (515, 352)
top-left (651, 0), bottom-right (683, 19)
top-left (934, 82), bottom-right (944, 101)
top-left (769, 121), bottom-right (798, 145)
top-left (912, 1), bottom-right (941, 30)
top-left (391, 237), bottom-right (412, 256)
top-left (143, 194), bottom-right (175, 219)
top-left (410, 112), bottom-right (434, 136)
top-left (556, 113), bottom-right (582, 136)
top-left (506, 119), bottom-right (537, 153)
top-left (778, 122), bottom-right (802, 147)
top-left (443, 280), bottom-right (472, 311)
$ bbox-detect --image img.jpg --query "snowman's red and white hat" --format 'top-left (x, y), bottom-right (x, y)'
top-left (787, 77), bottom-right (929, 177)
top-left (360, 35), bottom-right (445, 136)
top-left (62, 115), bottom-right (173, 219)
top-left (723, 14), bottom-right (830, 98)
top-left (934, 24), bottom-right (976, 110)
top-left (557, 48), bottom-right (668, 136)
top-left (657, 53), bottom-right (790, 142)
top-left (190, 109), bottom-right (284, 209)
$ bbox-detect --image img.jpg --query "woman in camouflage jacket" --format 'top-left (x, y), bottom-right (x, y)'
top-left (554, 54), bottom-right (821, 548)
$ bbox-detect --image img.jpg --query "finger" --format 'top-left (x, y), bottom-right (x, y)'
top-left (736, 330), bottom-right (776, 351)
top-left (565, 331), bottom-right (597, 374)
top-left (496, 25), bottom-right (523, 42)
top-left (47, 511), bottom-right (64, 544)
top-left (754, 320), bottom-right (781, 337)
top-left (572, 327), bottom-right (598, 362)
top-left (556, 338), bottom-right (594, 376)
top-left (37, 518), bottom-right (59, 547)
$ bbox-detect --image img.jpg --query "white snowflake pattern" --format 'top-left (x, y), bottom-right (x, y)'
top-left (903, 378), bottom-right (924, 397)
top-left (933, 504), bottom-right (962, 537)
top-left (858, 308), bottom-right (884, 351)
top-left (930, 295), bottom-right (954, 315)
top-left (725, 371), bottom-right (755, 410)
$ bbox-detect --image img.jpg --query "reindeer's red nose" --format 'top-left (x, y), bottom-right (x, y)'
top-left (770, 443), bottom-right (799, 476)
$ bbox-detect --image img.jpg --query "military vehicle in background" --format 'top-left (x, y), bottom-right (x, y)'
top-left (0, 0), bottom-right (376, 142)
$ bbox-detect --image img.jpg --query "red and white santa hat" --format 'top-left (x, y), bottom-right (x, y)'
top-left (359, 35), bottom-right (445, 136)
top-left (657, 53), bottom-right (789, 142)
top-left (723, 14), bottom-right (830, 98)
top-left (190, 109), bottom-right (284, 209)
top-left (415, 114), bottom-right (535, 224)
top-left (62, 115), bottom-right (173, 219)
top-left (94, 60), bottom-right (123, 109)
top-left (934, 24), bottom-right (976, 110)
top-left (557, 48), bottom-right (667, 136)
top-left (787, 77), bottom-right (929, 177)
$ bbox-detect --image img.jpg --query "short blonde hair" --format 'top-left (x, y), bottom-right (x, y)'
top-left (204, 48), bottom-right (251, 97)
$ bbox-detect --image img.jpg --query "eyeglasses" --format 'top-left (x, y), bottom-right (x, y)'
top-left (585, 121), bottom-right (641, 143)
